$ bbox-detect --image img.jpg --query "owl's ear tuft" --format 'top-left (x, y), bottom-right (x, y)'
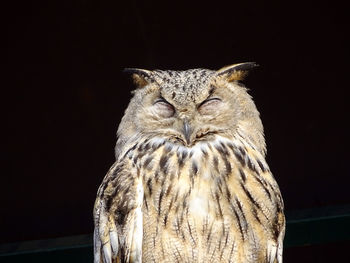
top-left (123, 68), bottom-right (154, 88)
top-left (216, 62), bottom-right (258, 82)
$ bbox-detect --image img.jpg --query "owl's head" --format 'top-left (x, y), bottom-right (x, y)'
top-left (116, 63), bottom-right (266, 157)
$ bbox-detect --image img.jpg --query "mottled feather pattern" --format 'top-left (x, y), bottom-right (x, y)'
top-left (95, 135), bottom-right (284, 262)
top-left (94, 63), bottom-right (285, 263)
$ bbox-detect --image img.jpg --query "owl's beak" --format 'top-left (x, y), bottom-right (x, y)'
top-left (182, 118), bottom-right (192, 146)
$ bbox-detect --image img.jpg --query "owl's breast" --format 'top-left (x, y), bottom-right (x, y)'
top-left (125, 136), bottom-right (283, 262)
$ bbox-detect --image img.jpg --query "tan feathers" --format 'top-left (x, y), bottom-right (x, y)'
top-left (94, 64), bottom-right (285, 263)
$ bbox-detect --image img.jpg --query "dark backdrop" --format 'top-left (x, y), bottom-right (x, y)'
top-left (3, 0), bottom-right (350, 260)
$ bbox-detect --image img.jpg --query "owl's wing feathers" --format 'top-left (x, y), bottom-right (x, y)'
top-left (237, 143), bottom-right (285, 263)
top-left (266, 191), bottom-right (285, 263)
top-left (265, 205), bottom-right (285, 263)
top-left (276, 221), bottom-right (285, 263)
top-left (94, 160), bottom-right (144, 263)
top-left (265, 224), bottom-right (284, 263)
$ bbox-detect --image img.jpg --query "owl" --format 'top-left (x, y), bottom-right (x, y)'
top-left (93, 63), bottom-right (285, 263)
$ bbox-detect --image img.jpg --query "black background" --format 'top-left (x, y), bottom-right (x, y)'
top-left (3, 0), bottom-right (350, 261)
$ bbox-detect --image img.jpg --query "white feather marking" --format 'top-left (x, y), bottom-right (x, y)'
top-left (267, 240), bottom-right (278, 263)
top-left (277, 244), bottom-right (283, 263)
top-left (277, 228), bottom-right (285, 263)
top-left (109, 229), bottom-right (119, 257)
top-left (94, 228), bottom-right (102, 263)
top-left (189, 194), bottom-right (208, 218)
top-left (103, 242), bottom-right (112, 263)
top-left (176, 144), bottom-right (187, 153)
top-left (150, 137), bottom-right (165, 148)
top-left (96, 204), bottom-right (112, 263)
top-left (129, 178), bottom-right (144, 263)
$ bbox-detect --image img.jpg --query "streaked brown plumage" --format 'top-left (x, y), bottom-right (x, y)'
top-left (94, 63), bottom-right (285, 263)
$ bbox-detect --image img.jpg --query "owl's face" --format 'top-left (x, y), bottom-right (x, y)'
top-left (119, 63), bottom-right (265, 153)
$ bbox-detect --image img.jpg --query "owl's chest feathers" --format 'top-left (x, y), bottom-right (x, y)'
top-left (105, 136), bottom-right (285, 262)
top-left (124, 136), bottom-right (281, 232)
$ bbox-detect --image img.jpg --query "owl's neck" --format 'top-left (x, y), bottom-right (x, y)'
top-left (115, 121), bottom-right (266, 162)
top-left (117, 130), bottom-right (265, 165)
